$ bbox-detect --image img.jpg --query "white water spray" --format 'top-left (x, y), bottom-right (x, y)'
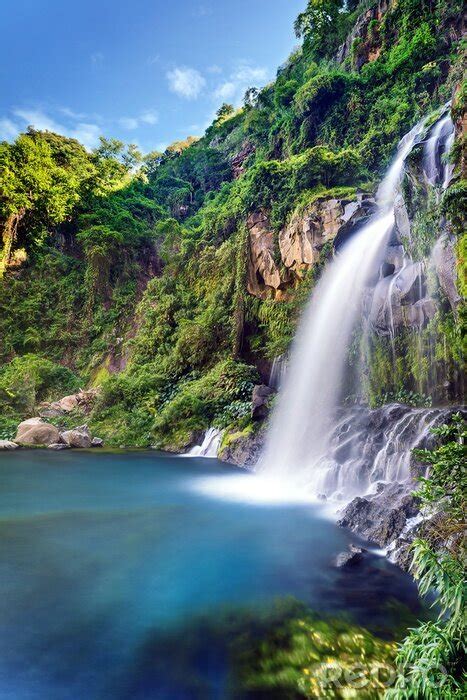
top-left (259, 119), bottom-right (427, 491)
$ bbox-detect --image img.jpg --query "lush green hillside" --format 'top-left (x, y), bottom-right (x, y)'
top-left (0, 0), bottom-right (465, 448)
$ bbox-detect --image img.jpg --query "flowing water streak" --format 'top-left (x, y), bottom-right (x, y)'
top-left (423, 111), bottom-right (454, 188)
top-left (259, 119), bottom-right (427, 489)
top-left (186, 427), bottom-right (223, 458)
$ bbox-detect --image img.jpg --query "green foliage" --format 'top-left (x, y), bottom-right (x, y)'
top-left (387, 416), bottom-right (466, 698)
top-left (0, 354), bottom-right (80, 416)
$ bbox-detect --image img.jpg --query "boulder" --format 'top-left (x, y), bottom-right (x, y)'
top-left (0, 440), bottom-right (19, 450)
top-left (58, 394), bottom-right (79, 412)
top-left (48, 443), bottom-right (70, 451)
top-left (335, 544), bottom-right (366, 568)
top-left (251, 384), bottom-right (275, 421)
top-left (60, 424), bottom-right (92, 448)
top-left (91, 437), bottom-right (104, 448)
top-left (15, 419), bottom-right (61, 447)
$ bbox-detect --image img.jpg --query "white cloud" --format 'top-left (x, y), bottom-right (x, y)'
top-left (232, 63), bottom-right (268, 83)
top-left (118, 116), bottom-right (139, 130)
top-left (12, 109), bottom-right (102, 150)
top-left (140, 110), bottom-right (158, 125)
top-left (0, 117), bottom-right (20, 141)
top-left (212, 61), bottom-right (269, 106)
top-left (69, 123), bottom-right (101, 149)
top-left (213, 81), bottom-right (236, 100)
top-left (14, 108), bottom-right (61, 132)
top-left (207, 64), bottom-right (222, 74)
top-left (167, 66), bottom-right (206, 100)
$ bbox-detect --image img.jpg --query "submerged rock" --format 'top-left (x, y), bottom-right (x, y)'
top-left (335, 544), bottom-right (366, 568)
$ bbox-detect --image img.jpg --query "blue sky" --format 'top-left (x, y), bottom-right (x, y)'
top-left (0, 0), bottom-right (305, 154)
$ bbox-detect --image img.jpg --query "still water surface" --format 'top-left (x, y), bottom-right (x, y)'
top-left (0, 451), bottom-right (422, 699)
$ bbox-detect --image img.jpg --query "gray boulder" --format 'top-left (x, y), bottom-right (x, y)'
top-left (60, 424), bottom-right (92, 448)
top-left (335, 544), bottom-right (366, 568)
top-left (251, 384), bottom-right (274, 421)
top-left (91, 437), bottom-right (104, 448)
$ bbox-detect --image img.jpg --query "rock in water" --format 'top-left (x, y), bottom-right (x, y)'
top-left (91, 437), bottom-right (104, 448)
top-left (60, 425), bottom-right (92, 448)
top-left (15, 419), bottom-right (60, 447)
top-left (48, 443), bottom-right (70, 451)
top-left (0, 440), bottom-right (19, 450)
top-left (335, 544), bottom-right (365, 568)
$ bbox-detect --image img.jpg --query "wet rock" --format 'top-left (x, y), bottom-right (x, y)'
top-left (432, 234), bottom-right (462, 315)
top-left (251, 384), bottom-right (274, 421)
top-left (48, 443), bottom-right (70, 451)
top-left (335, 544), bottom-right (366, 568)
top-left (338, 482), bottom-right (419, 548)
top-left (15, 419), bottom-right (60, 447)
top-left (61, 425), bottom-right (92, 449)
top-left (91, 437), bottom-right (104, 448)
top-left (0, 440), bottom-right (19, 450)
top-left (219, 427), bottom-right (266, 469)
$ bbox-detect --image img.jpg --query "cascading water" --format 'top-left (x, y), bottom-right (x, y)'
top-left (186, 428), bottom-right (223, 458)
top-left (259, 119), bottom-right (427, 494)
top-left (423, 108), bottom-right (454, 188)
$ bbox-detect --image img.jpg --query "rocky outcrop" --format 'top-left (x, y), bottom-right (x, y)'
top-left (335, 0), bottom-right (389, 68)
top-left (251, 384), bottom-right (274, 421)
top-left (39, 388), bottom-right (99, 419)
top-left (247, 194), bottom-right (375, 299)
top-left (15, 418), bottom-right (60, 447)
top-left (231, 141), bottom-right (255, 178)
top-left (279, 196), bottom-right (370, 271)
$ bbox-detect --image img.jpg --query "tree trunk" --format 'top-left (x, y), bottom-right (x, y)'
top-left (0, 209), bottom-right (25, 276)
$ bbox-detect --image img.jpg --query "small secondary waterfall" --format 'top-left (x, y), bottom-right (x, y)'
top-left (423, 109), bottom-right (454, 188)
top-left (259, 119), bottom-right (427, 493)
top-left (187, 428), bottom-right (223, 458)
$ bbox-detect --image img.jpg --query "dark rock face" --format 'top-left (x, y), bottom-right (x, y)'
top-left (219, 427), bottom-right (266, 469)
top-left (251, 384), bottom-right (275, 421)
top-left (338, 482), bottom-right (419, 548)
top-left (334, 544), bottom-right (366, 568)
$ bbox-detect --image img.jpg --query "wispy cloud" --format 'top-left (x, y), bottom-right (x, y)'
top-left (0, 117), bottom-right (19, 141)
top-left (140, 110), bottom-right (158, 125)
top-left (10, 108), bottom-right (102, 150)
top-left (118, 117), bottom-right (139, 130)
top-left (212, 61), bottom-right (269, 105)
top-left (167, 66), bottom-right (206, 100)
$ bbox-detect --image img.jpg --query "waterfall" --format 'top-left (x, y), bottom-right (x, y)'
top-left (259, 119), bottom-right (427, 493)
top-left (423, 110), bottom-right (454, 187)
top-left (187, 428), bottom-right (223, 458)
top-left (269, 355), bottom-right (287, 390)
